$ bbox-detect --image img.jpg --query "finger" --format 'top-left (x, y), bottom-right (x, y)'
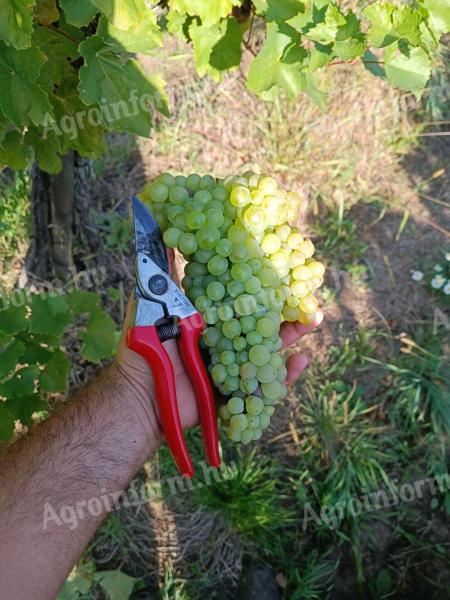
top-left (285, 354), bottom-right (309, 384)
top-left (280, 309), bottom-right (324, 349)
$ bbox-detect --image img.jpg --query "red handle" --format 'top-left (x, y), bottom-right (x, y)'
top-left (178, 314), bottom-right (220, 468)
top-left (126, 326), bottom-right (194, 478)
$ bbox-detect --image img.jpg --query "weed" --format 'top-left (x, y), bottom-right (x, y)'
top-left (0, 170), bottom-right (30, 262)
top-left (95, 211), bottom-right (133, 253)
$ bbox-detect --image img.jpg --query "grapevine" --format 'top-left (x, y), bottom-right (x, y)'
top-left (140, 171), bottom-right (324, 444)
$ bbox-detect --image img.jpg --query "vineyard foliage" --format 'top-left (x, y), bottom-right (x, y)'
top-left (0, 290), bottom-right (118, 441)
top-left (0, 0), bottom-right (449, 174)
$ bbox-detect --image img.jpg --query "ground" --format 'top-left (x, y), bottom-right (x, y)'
top-left (1, 37), bottom-right (449, 600)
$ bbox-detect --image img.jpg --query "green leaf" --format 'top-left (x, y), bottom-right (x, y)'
top-left (21, 340), bottom-right (54, 365)
top-left (26, 127), bottom-right (62, 173)
top-left (169, 0), bottom-right (241, 27)
top-left (39, 349), bottom-right (71, 392)
top-left (261, 0), bottom-right (303, 22)
top-left (333, 11), bottom-right (366, 60)
top-left (0, 366), bottom-right (39, 398)
top-left (78, 35), bottom-right (169, 137)
top-left (0, 303), bottom-right (28, 335)
top-left (0, 403), bottom-right (15, 440)
top-left (33, 25), bottom-right (79, 87)
top-left (97, 0), bottom-right (162, 54)
top-left (0, 130), bottom-right (33, 169)
top-left (91, 0), bottom-right (142, 30)
top-left (65, 290), bottom-right (101, 313)
top-left (59, 0), bottom-right (98, 26)
top-left (247, 23), bottom-right (306, 99)
top-left (385, 44), bottom-right (431, 93)
top-left (0, 0), bottom-right (35, 49)
top-left (4, 394), bottom-right (49, 427)
top-left (29, 293), bottom-right (73, 337)
top-left (308, 43), bottom-right (333, 71)
top-left (93, 570), bottom-right (138, 600)
top-left (166, 10), bottom-right (189, 39)
top-left (306, 4), bottom-right (346, 44)
top-left (363, 49), bottom-right (386, 80)
top-left (34, 0), bottom-right (59, 25)
top-left (424, 0), bottom-right (450, 36)
top-left (79, 308), bottom-right (117, 363)
top-left (363, 3), bottom-right (422, 48)
top-left (210, 18), bottom-right (242, 70)
top-left (0, 340), bottom-right (25, 379)
top-left (0, 43), bottom-right (54, 127)
top-left (189, 21), bottom-right (225, 79)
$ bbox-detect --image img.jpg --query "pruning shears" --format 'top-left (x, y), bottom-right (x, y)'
top-left (126, 196), bottom-right (220, 478)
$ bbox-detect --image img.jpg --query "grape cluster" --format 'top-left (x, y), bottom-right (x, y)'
top-left (140, 171), bottom-right (324, 443)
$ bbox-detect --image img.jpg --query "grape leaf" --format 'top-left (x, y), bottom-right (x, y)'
top-left (97, 4), bottom-right (162, 55)
top-left (0, 0), bottom-right (36, 49)
top-left (65, 290), bottom-right (101, 313)
top-left (78, 36), bottom-right (169, 137)
top-left (210, 18), bottom-right (242, 71)
top-left (21, 340), bottom-right (54, 365)
top-left (0, 366), bottom-right (39, 398)
top-left (189, 21), bottom-right (225, 79)
top-left (385, 44), bottom-right (431, 93)
top-left (0, 43), bottom-right (54, 127)
top-left (247, 23), bottom-right (306, 98)
top-left (0, 303), bottom-right (28, 335)
top-left (33, 26), bottom-right (79, 87)
top-left (93, 570), bottom-right (138, 600)
top-left (169, 0), bottom-right (241, 27)
top-left (39, 350), bottom-right (71, 392)
top-left (79, 308), bottom-right (117, 363)
top-left (59, 0), bottom-right (98, 27)
top-left (306, 4), bottom-right (345, 44)
top-left (4, 395), bottom-right (49, 427)
top-left (364, 3), bottom-right (422, 48)
top-left (363, 49), bottom-right (386, 80)
top-left (0, 403), bottom-right (15, 440)
top-left (0, 130), bottom-right (33, 169)
top-left (333, 11), bottom-right (366, 60)
top-left (29, 293), bottom-right (73, 337)
top-left (308, 43), bottom-right (333, 71)
top-left (91, 0), bottom-right (141, 30)
top-left (26, 127), bottom-right (62, 173)
top-left (0, 340), bottom-right (25, 379)
top-left (166, 10), bottom-right (189, 39)
top-left (424, 0), bottom-right (450, 35)
top-left (34, 0), bottom-right (59, 25)
top-left (259, 0), bottom-right (303, 22)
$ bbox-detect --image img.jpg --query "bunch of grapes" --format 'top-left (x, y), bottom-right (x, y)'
top-left (140, 171), bottom-right (324, 444)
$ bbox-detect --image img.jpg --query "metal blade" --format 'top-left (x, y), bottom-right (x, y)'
top-left (131, 195), bottom-right (168, 273)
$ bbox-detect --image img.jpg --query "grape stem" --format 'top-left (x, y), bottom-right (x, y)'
top-left (326, 58), bottom-right (385, 67)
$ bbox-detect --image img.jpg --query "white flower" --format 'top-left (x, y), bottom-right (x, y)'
top-left (434, 264), bottom-right (443, 272)
top-left (410, 270), bottom-right (424, 282)
top-left (445, 253), bottom-right (450, 262)
top-left (431, 275), bottom-right (446, 289)
top-left (443, 281), bottom-right (450, 295)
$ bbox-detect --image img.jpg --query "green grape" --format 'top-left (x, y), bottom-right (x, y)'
top-left (206, 208), bottom-right (225, 228)
top-left (219, 405), bottom-right (231, 420)
top-left (200, 174), bottom-right (216, 188)
top-left (256, 365), bottom-right (277, 383)
top-left (178, 232), bottom-right (198, 255)
top-left (186, 211), bottom-right (206, 230)
top-left (246, 331), bottom-right (263, 346)
top-left (277, 366), bottom-right (288, 382)
top-left (248, 258), bottom-right (262, 274)
top-left (244, 276), bottom-right (262, 294)
top-left (227, 396), bottom-right (245, 415)
top-left (195, 248), bottom-right (215, 264)
top-left (230, 185), bottom-right (251, 207)
top-left (249, 344), bottom-right (270, 366)
top-left (228, 429), bottom-right (242, 442)
top-left (203, 327), bottom-right (221, 348)
top-left (236, 350), bottom-right (249, 364)
top-left (186, 173), bottom-right (201, 191)
top-left (289, 250), bottom-right (306, 268)
top-left (227, 363), bottom-right (240, 377)
top-left (256, 316), bottom-right (278, 338)
top-left (247, 416), bottom-right (260, 430)
top-left (246, 395), bottom-right (264, 415)
top-left (210, 352), bottom-right (220, 365)
top-left (163, 227), bottom-right (181, 248)
top-left (213, 185), bottom-right (228, 201)
top-left (216, 238), bottom-right (233, 257)
top-left (206, 281), bottom-right (225, 301)
top-left (211, 363), bottom-right (227, 383)
top-left (189, 285), bottom-right (204, 300)
top-left (218, 271), bottom-right (231, 284)
top-left (167, 205), bottom-right (184, 223)
top-left (234, 294), bottom-right (257, 316)
top-left (224, 200), bottom-right (237, 219)
top-left (269, 353), bottom-right (284, 369)
top-left (195, 295), bottom-right (212, 312)
top-left (169, 185), bottom-right (188, 205)
top-left (155, 172), bottom-right (175, 188)
top-left (185, 261), bottom-right (207, 277)
top-left (146, 181), bottom-right (169, 203)
top-left (229, 244), bottom-right (249, 263)
top-left (273, 338), bottom-right (283, 351)
top-left (181, 275), bottom-right (193, 290)
top-left (233, 336), bottom-right (247, 351)
top-left (252, 429), bottom-right (262, 440)
top-left (224, 375), bottom-right (240, 392)
top-left (261, 233), bottom-right (281, 254)
top-left (153, 210), bottom-right (168, 230)
top-left (258, 267), bottom-right (279, 288)
top-left (227, 280), bottom-right (245, 298)
top-left (230, 414), bottom-right (247, 431)
top-left (240, 315), bottom-right (256, 334)
top-left (275, 224), bottom-right (291, 241)
top-left (241, 429), bottom-right (254, 444)
top-left (264, 405), bottom-right (275, 416)
top-left (174, 175), bottom-right (186, 186)
top-left (204, 274), bottom-right (216, 287)
top-left (227, 224), bottom-right (248, 243)
top-left (231, 263), bottom-right (252, 282)
top-left (217, 337), bottom-right (233, 352)
top-left (261, 380), bottom-right (284, 400)
top-left (240, 378), bottom-right (258, 394)
top-left (240, 362), bottom-right (257, 379)
top-left (287, 231), bottom-right (303, 249)
top-left (259, 412), bottom-right (271, 429)
top-left (220, 350), bottom-right (235, 366)
top-left (222, 319), bottom-right (241, 339)
top-left (194, 189), bottom-right (213, 205)
top-left (217, 304), bottom-right (234, 321)
top-left (243, 206), bottom-right (266, 233)
top-left (196, 227), bottom-right (221, 249)
top-left (207, 255), bottom-right (228, 276)
top-left (253, 304), bottom-right (267, 318)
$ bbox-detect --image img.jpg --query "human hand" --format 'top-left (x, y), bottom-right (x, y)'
top-left (114, 251), bottom-right (323, 448)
